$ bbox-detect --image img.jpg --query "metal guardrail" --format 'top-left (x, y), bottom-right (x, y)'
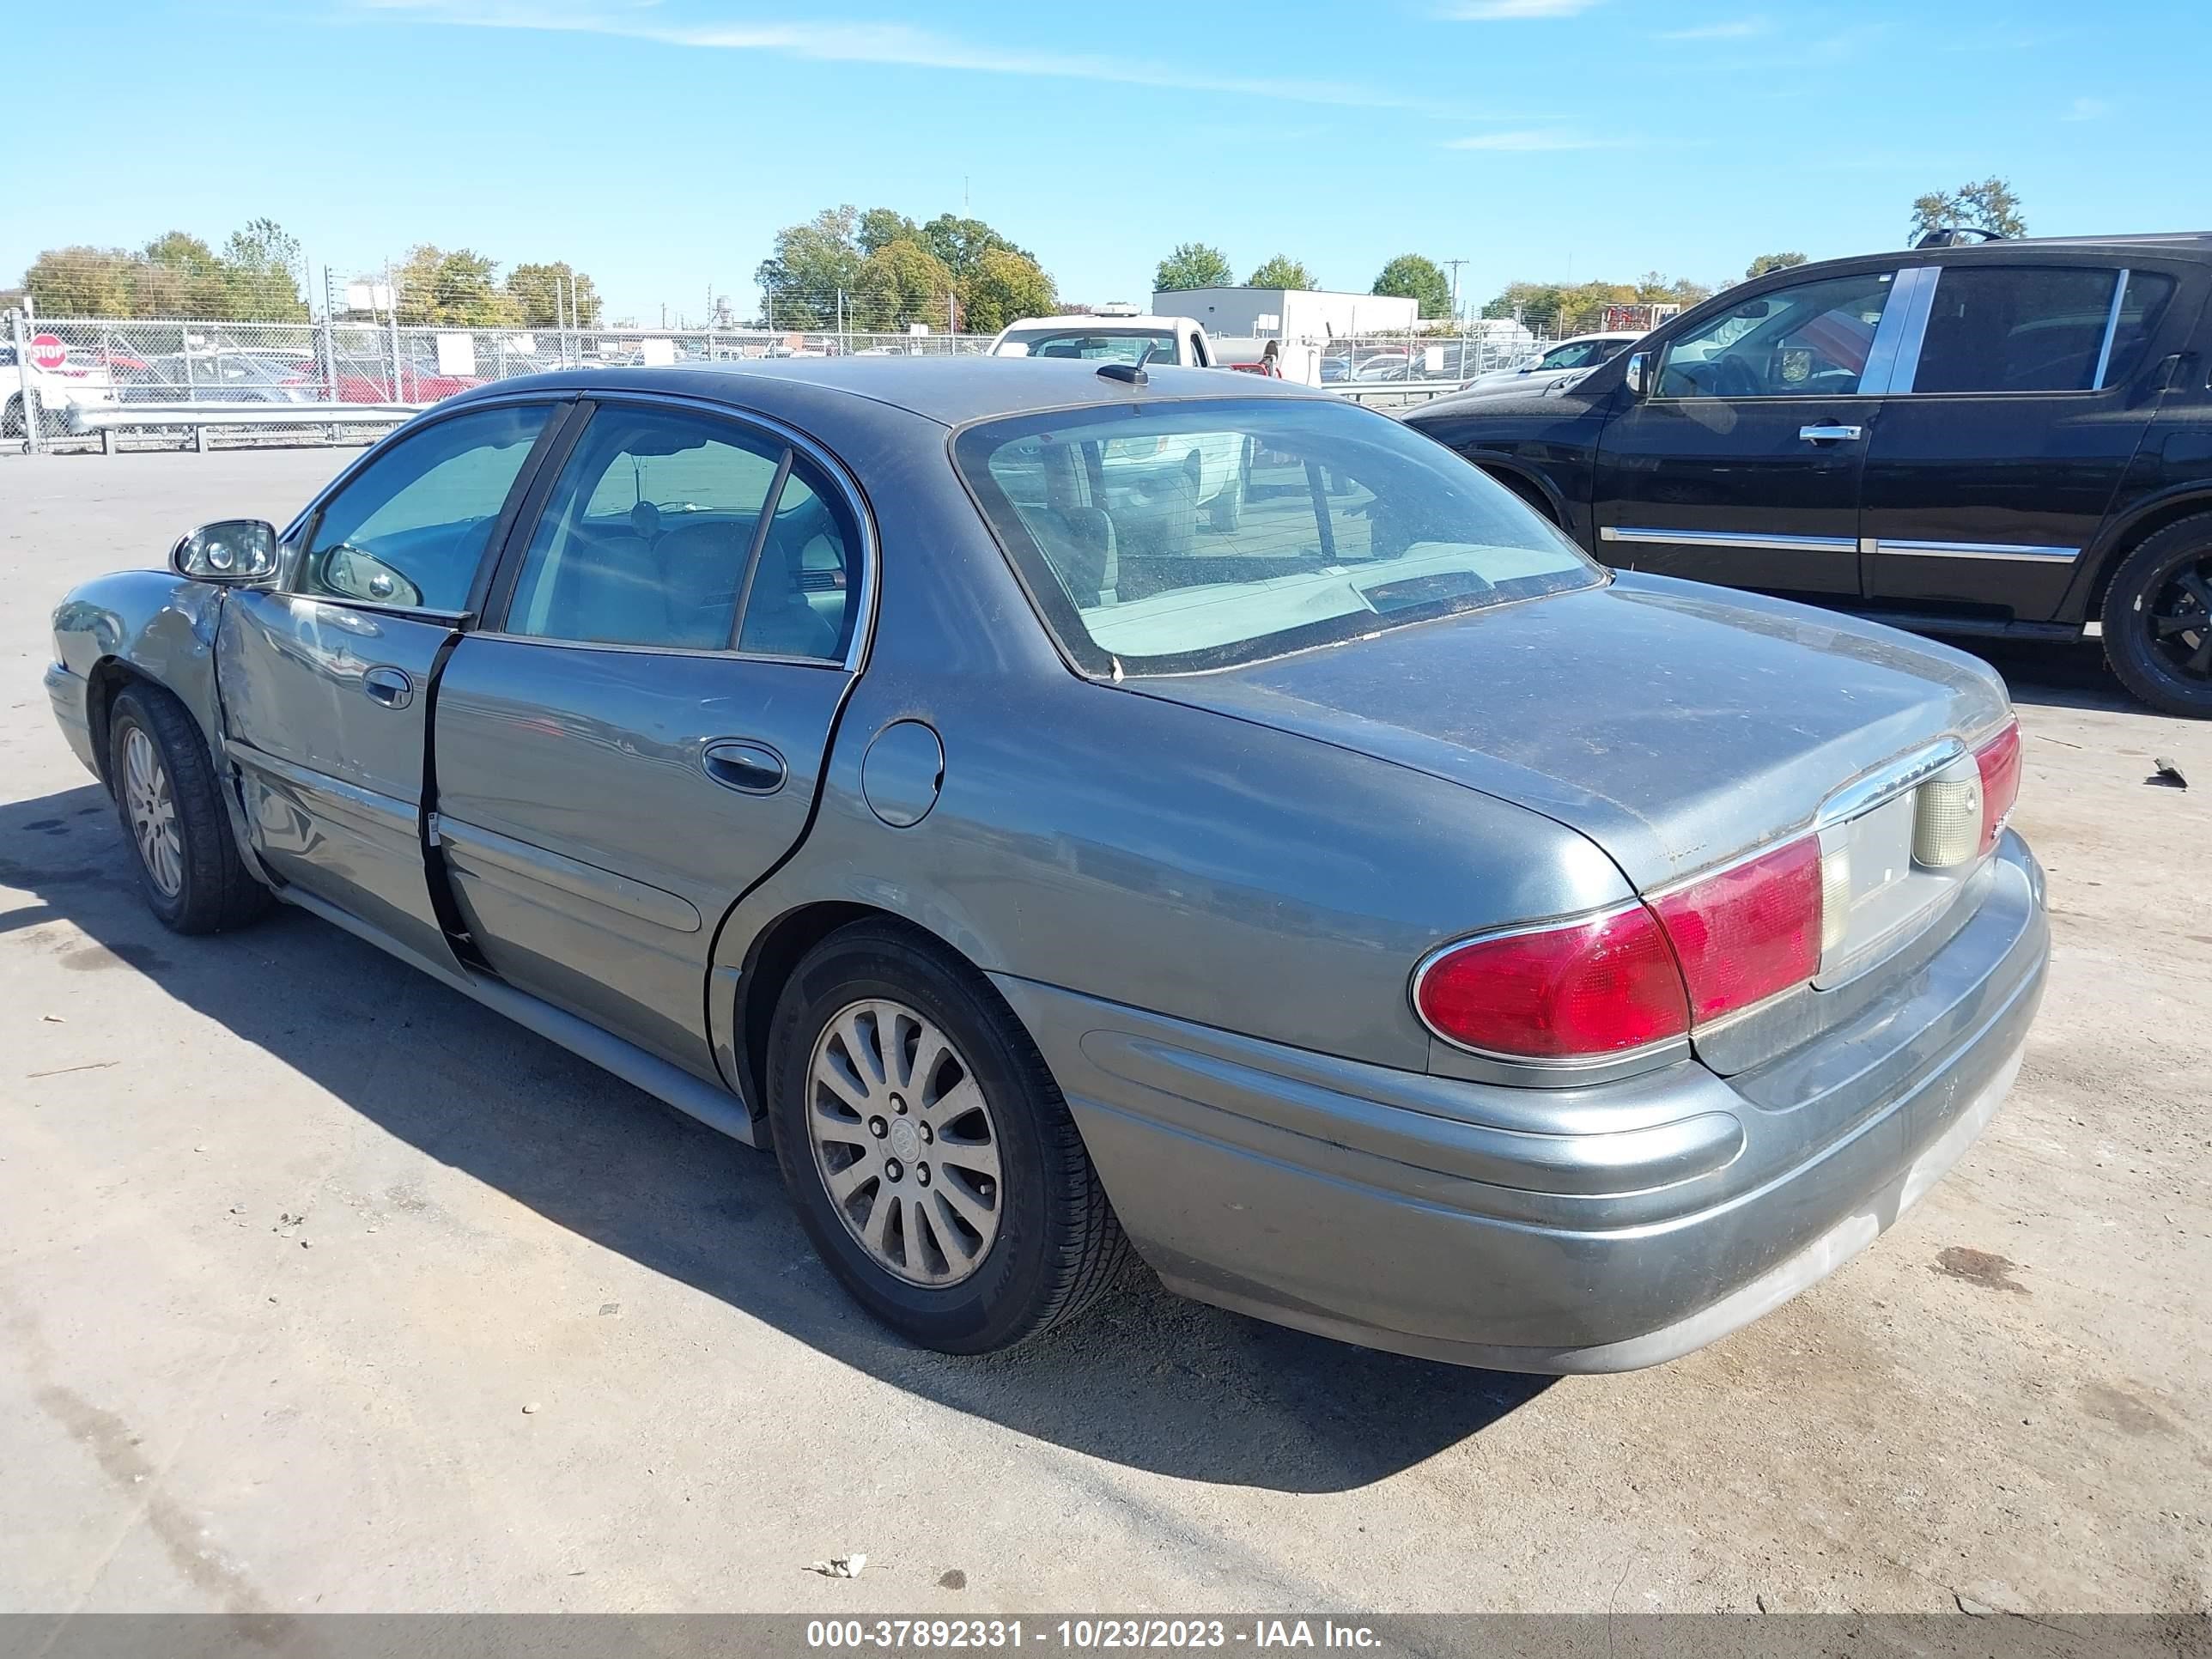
top-left (64, 401), bottom-right (421, 453)
top-left (1334, 383), bottom-right (1457, 411)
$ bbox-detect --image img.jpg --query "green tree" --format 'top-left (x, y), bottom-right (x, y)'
top-left (755, 205), bottom-right (864, 328)
top-left (1372, 253), bottom-right (1453, 319)
top-left (919, 214), bottom-right (1032, 281)
top-left (962, 248), bottom-right (1057, 334)
top-left (1154, 242), bottom-right (1234, 293)
top-left (1745, 251), bottom-right (1808, 280)
top-left (506, 261), bottom-right (600, 328)
top-left (23, 246), bottom-right (136, 316)
top-left (854, 237), bottom-right (957, 331)
top-left (858, 208), bottom-right (921, 258)
top-left (1910, 177), bottom-right (2026, 242)
top-left (220, 217), bottom-right (307, 319)
top-left (1247, 254), bottom-right (1317, 289)
top-left (136, 232), bottom-right (229, 317)
top-left (395, 245), bottom-right (512, 326)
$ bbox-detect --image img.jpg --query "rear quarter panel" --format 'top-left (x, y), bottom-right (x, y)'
top-left (712, 442), bottom-right (1632, 1073)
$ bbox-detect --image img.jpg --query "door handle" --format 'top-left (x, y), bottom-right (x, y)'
top-left (1798, 423), bottom-right (1864, 443)
top-left (361, 665), bottom-right (415, 708)
top-left (702, 739), bottom-right (787, 795)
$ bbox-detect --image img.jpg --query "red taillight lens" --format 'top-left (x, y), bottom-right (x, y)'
top-left (1650, 837), bottom-right (1823, 1024)
top-left (1415, 906), bottom-right (1690, 1060)
top-left (1973, 720), bottom-right (2021, 854)
top-left (1418, 836), bottom-right (1830, 1060)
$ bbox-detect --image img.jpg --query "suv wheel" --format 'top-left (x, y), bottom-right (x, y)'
top-left (767, 920), bottom-right (1130, 1353)
top-left (2103, 513), bottom-right (2212, 719)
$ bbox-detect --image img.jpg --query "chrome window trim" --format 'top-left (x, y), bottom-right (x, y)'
top-left (2092, 268), bottom-right (2130, 389)
top-left (1600, 526), bottom-right (1856, 556)
top-left (1881, 266), bottom-right (1942, 396)
top-left (465, 630), bottom-right (853, 672)
top-left (489, 386), bottom-right (878, 677)
top-left (1861, 538), bottom-right (2080, 563)
top-left (1856, 265), bottom-right (1937, 397)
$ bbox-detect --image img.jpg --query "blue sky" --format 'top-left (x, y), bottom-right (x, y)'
top-left (11, 0), bottom-right (2210, 324)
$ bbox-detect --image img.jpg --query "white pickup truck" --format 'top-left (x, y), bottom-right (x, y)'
top-left (988, 313), bottom-right (1250, 530)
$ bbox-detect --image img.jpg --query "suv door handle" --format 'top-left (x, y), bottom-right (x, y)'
top-left (361, 665), bottom-right (415, 708)
top-left (1799, 423), bottom-right (1864, 443)
top-left (702, 739), bottom-right (786, 795)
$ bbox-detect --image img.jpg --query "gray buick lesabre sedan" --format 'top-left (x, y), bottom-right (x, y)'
top-left (44, 360), bottom-right (2046, 1372)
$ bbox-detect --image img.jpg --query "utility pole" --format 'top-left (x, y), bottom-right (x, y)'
top-left (1443, 258), bottom-right (1468, 321)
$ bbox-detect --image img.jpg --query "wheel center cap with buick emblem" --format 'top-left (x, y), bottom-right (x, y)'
top-left (888, 1117), bottom-right (921, 1162)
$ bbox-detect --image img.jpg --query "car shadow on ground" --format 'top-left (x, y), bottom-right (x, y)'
top-left (0, 783), bottom-right (1549, 1495)
top-left (1954, 635), bottom-right (2139, 715)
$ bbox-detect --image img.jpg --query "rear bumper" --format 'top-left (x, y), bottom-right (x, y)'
top-left (45, 661), bottom-right (100, 778)
top-left (995, 833), bottom-right (2046, 1373)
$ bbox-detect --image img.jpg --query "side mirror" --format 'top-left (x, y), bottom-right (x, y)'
top-left (172, 520), bottom-right (280, 583)
top-left (1624, 352), bottom-right (1650, 397)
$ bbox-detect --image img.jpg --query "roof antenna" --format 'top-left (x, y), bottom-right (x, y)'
top-left (1096, 340), bottom-right (1158, 387)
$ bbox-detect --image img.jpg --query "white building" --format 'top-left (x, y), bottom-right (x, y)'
top-left (1151, 287), bottom-right (1419, 343)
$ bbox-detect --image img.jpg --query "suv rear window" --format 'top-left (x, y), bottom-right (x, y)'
top-left (1911, 265), bottom-right (2172, 394)
top-left (953, 397), bottom-right (1599, 676)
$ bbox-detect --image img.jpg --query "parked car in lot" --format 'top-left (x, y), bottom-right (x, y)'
top-left (1, 343), bottom-right (121, 435)
top-left (1407, 233), bottom-right (2212, 717)
top-left (46, 359), bottom-right (2045, 1370)
top-left (988, 313), bottom-right (1216, 368)
top-left (1457, 331), bottom-right (1640, 396)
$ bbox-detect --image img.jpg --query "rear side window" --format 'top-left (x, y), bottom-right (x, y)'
top-left (503, 406), bottom-right (785, 651)
top-left (2102, 270), bottom-right (2179, 386)
top-left (736, 458), bottom-right (860, 662)
top-left (1909, 266), bottom-right (2136, 394)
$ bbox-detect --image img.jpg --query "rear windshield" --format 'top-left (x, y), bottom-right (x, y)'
top-left (953, 397), bottom-right (1599, 675)
top-left (995, 329), bottom-right (1176, 363)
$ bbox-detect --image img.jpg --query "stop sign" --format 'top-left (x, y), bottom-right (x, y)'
top-left (28, 333), bottom-right (66, 371)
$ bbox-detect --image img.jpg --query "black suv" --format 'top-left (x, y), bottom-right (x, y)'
top-left (1407, 233), bottom-right (2212, 716)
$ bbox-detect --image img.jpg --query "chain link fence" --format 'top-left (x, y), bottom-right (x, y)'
top-left (7, 308), bottom-right (1569, 452)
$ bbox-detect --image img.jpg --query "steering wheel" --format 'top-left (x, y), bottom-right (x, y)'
top-left (1713, 356), bottom-right (1763, 398)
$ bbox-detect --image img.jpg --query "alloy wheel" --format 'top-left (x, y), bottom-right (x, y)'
top-left (806, 998), bottom-right (1003, 1286)
top-left (122, 726), bottom-right (183, 897)
top-left (2147, 554), bottom-right (2212, 684)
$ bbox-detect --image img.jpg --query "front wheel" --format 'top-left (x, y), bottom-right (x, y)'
top-left (767, 921), bottom-right (1129, 1353)
top-left (106, 684), bottom-right (275, 933)
top-left (2103, 514), bottom-right (2212, 719)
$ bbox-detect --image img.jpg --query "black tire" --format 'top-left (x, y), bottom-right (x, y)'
top-left (2, 392), bottom-right (24, 440)
top-left (2102, 513), bottom-right (2212, 719)
top-left (106, 684), bottom-right (274, 933)
top-left (767, 920), bottom-right (1130, 1354)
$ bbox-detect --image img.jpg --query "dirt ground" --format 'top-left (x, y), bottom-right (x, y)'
top-left (1, 447), bottom-right (2205, 1616)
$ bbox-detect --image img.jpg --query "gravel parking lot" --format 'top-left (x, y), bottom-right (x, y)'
top-left (2, 447), bottom-right (2206, 1617)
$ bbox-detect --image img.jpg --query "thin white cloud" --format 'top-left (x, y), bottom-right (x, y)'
top-left (1657, 17), bottom-right (1769, 40)
top-left (2063, 95), bottom-right (2109, 122)
top-left (1441, 0), bottom-right (1598, 18)
top-left (1444, 128), bottom-right (1628, 151)
top-left (352, 0), bottom-right (1467, 112)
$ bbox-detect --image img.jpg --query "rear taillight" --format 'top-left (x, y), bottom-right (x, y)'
top-left (1417, 836), bottom-right (1827, 1060)
top-left (1414, 906), bottom-right (1689, 1060)
top-left (1974, 720), bottom-right (2021, 854)
top-left (1650, 838), bottom-right (1823, 1024)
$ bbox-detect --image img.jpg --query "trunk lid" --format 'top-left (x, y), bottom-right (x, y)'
top-left (1129, 572), bottom-right (2011, 893)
